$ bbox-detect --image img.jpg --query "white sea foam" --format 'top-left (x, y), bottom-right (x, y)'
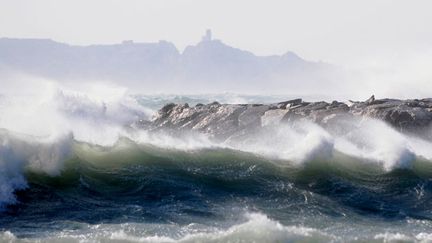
top-left (374, 232), bottom-right (432, 243)
top-left (333, 118), bottom-right (417, 170)
top-left (226, 122), bottom-right (335, 164)
top-left (0, 78), bottom-right (151, 208)
top-left (130, 130), bottom-right (218, 151)
top-left (3, 219), bottom-right (432, 243)
top-left (0, 213), bottom-right (333, 242)
top-left (0, 77), bottom-right (151, 144)
top-left (1, 77), bottom-right (432, 209)
top-left (234, 117), bottom-right (419, 170)
top-left (171, 213), bottom-right (334, 243)
top-left (0, 131), bottom-right (73, 209)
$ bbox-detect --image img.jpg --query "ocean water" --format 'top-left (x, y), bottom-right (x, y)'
top-left (1, 89), bottom-right (432, 242)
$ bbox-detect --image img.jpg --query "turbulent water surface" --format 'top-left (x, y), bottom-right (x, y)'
top-left (1, 91), bottom-right (432, 242)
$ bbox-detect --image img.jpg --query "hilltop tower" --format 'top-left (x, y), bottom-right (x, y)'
top-left (202, 29), bottom-right (212, 42)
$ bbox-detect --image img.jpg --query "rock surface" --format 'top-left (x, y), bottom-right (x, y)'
top-left (139, 96), bottom-right (432, 140)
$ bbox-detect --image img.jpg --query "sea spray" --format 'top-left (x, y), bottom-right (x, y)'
top-left (1, 82), bottom-right (432, 241)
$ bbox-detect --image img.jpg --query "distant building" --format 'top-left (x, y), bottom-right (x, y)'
top-left (122, 40), bottom-right (134, 45)
top-left (202, 29), bottom-right (212, 42)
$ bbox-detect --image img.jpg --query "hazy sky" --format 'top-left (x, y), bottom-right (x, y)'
top-left (1, 0), bottom-right (431, 66)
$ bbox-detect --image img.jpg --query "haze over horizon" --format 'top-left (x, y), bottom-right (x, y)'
top-left (1, 0), bottom-right (432, 98)
top-left (1, 0), bottom-right (431, 65)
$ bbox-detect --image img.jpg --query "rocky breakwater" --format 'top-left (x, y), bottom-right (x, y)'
top-left (138, 96), bottom-right (432, 141)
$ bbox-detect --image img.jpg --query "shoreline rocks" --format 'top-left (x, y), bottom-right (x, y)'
top-left (137, 96), bottom-right (432, 140)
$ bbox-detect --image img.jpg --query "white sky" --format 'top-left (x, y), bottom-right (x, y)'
top-left (0, 0), bottom-right (431, 66)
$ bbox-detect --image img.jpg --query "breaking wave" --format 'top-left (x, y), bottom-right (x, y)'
top-left (1, 82), bottom-right (432, 241)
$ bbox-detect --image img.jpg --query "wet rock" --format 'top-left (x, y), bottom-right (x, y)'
top-left (142, 97), bottom-right (432, 139)
top-left (350, 99), bottom-right (432, 131)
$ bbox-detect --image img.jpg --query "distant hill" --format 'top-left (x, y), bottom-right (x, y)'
top-left (0, 35), bottom-right (344, 94)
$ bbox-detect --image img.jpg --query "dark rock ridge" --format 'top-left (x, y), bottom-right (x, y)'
top-left (139, 96), bottom-right (432, 141)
